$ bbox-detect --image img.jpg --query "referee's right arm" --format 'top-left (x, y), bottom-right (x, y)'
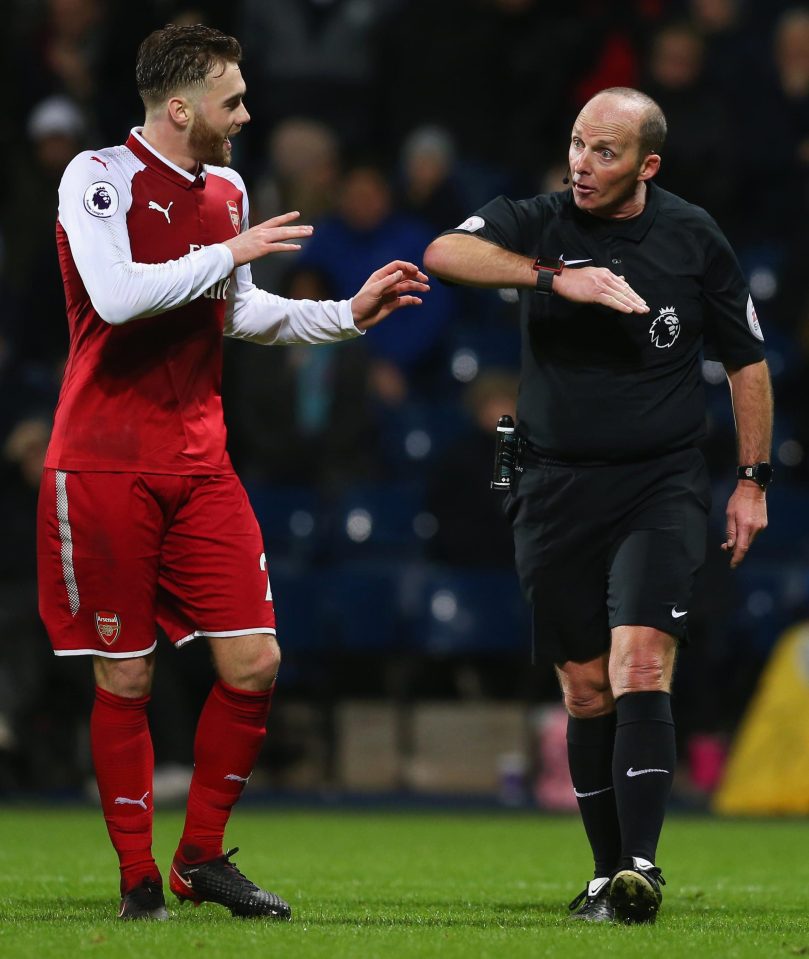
top-left (423, 233), bottom-right (535, 289)
top-left (423, 233), bottom-right (649, 314)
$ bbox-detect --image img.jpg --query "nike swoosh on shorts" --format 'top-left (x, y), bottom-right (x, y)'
top-left (626, 767), bottom-right (670, 777)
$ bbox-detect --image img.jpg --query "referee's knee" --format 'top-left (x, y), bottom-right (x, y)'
top-left (611, 659), bottom-right (668, 696)
top-left (563, 689), bottom-right (615, 719)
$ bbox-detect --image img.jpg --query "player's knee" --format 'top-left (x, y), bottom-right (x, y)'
top-left (241, 637), bottom-right (281, 690)
top-left (94, 654), bottom-right (154, 698)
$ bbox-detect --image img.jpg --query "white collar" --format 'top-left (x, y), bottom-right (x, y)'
top-left (130, 127), bottom-right (204, 182)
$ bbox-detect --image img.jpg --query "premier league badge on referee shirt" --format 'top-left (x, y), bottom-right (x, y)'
top-left (95, 611), bottom-right (121, 646)
top-left (649, 306), bottom-right (680, 349)
top-left (746, 295), bottom-right (764, 341)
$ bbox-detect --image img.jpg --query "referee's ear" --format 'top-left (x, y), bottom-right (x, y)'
top-left (638, 152), bottom-right (661, 182)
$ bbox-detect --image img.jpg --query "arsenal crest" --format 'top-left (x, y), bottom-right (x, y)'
top-left (95, 610), bottom-right (121, 646)
top-left (227, 199), bottom-right (240, 234)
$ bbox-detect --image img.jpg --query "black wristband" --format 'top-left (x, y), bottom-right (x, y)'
top-left (533, 256), bottom-right (564, 295)
top-left (737, 462), bottom-right (773, 490)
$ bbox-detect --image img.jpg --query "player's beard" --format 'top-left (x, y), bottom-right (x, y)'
top-left (188, 113), bottom-right (231, 167)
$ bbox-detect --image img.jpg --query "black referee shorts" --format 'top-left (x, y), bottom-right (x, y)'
top-left (504, 447), bottom-right (711, 665)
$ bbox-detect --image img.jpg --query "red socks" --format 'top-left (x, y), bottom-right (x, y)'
top-left (92, 680), bottom-right (273, 889)
top-left (176, 679), bottom-right (273, 864)
top-left (90, 687), bottom-right (157, 894)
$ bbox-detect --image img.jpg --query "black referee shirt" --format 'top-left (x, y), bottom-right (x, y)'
top-left (447, 182), bottom-right (766, 462)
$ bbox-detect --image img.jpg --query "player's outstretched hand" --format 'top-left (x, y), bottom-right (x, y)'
top-left (722, 483), bottom-right (768, 568)
top-left (554, 266), bottom-right (649, 314)
top-left (223, 211), bottom-right (313, 268)
top-left (351, 261), bottom-right (430, 330)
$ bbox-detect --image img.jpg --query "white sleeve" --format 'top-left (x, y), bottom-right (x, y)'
top-left (58, 152), bottom-right (234, 326)
top-left (221, 184), bottom-right (362, 345)
top-left (224, 264), bottom-right (361, 345)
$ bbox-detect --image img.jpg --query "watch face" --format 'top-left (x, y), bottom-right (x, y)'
top-left (755, 462), bottom-right (774, 486)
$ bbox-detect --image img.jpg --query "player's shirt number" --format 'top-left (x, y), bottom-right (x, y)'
top-left (259, 553), bottom-right (273, 602)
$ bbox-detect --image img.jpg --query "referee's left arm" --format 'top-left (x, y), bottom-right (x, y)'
top-left (722, 359), bottom-right (773, 568)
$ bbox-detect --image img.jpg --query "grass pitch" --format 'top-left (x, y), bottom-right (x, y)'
top-left (0, 807), bottom-right (807, 959)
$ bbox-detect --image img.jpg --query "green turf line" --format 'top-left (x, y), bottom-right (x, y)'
top-left (0, 809), bottom-right (807, 958)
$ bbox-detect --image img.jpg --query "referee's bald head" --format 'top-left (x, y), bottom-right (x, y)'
top-left (584, 88), bottom-right (667, 159)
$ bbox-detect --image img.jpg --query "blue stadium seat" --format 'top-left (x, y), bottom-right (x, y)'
top-left (243, 482), bottom-right (323, 560)
top-left (446, 323), bottom-right (521, 376)
top-left (404, 566), bottom-right (531, 656)
top-left (750, 482), bottom-right (809, 561)
top-left (320, 562), bottom-right (403, 652)
top-left (266, 559), bottom-right (325, 655)
top-left (729, 559), bottom-right (809, 653)
top-left (377, 403), bottom-right (470, 475)
top-left (327, 482), bottom-right (429, 559)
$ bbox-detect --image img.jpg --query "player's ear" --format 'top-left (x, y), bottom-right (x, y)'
top-left (167, 95), bottom-right (192, 129)
top-left (639, 152), bottom-right (661, 181)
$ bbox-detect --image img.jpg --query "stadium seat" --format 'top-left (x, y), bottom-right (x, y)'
top-left (376, 403), bottom-right (470, 476)
top-left (266, 559), bottom-right (325, 655)
top-left (749, 482), bottom-right (809, 560)
top-left (404, 565), bottom-right (531, 657)
top-left (729, 558), bottom-right (809, 653)
top-left (320, 562), bottom-right (403, 652)
top-left (243, 482), bottom-right (323, 560)
top-left (326, 482), bottom-right (429, 559)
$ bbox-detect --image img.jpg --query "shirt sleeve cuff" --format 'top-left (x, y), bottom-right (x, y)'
top-left (211, 242), bottom-right (235, 275)
top-left (340, 298), bottom-right (365, 335)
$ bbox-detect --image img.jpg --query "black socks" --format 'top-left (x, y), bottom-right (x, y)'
top-left (567, 712), bottom-right (621, 878)
top-left (612, 691), bottom-right (676, 865)
top-left (568, 692), bottom-right (676, 875)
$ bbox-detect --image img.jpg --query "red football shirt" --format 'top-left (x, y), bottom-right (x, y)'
top-left (47, 128), bottom-right (359, 474)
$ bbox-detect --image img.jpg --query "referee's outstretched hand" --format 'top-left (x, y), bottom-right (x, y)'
top-left (555, 267), bottom-right (649, 314)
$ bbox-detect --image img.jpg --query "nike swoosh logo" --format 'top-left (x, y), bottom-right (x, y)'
top-left (671, 607), bottom-right (688, 618)
top-left (171, 865), bottom-right (194, 889)
top-left (573, 785), bottom-right (614, 798)
top-left (626, 767), bottom-right (670, 777)
top-left (562, 258), bottom-right (593, 266)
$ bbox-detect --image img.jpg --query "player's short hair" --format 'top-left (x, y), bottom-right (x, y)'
top-left (596, 87), bottom-right (668, 156)
top-left (136, 24), bottom-right (242, 106)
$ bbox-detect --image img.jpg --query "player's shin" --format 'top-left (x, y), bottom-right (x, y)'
top-left (176, 679), bottom-right (274, 864)
top-left (90, 687), bottom-right (159, 893)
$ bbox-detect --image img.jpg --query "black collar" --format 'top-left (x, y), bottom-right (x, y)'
top-left (564, 180), bottom-right (660, 242)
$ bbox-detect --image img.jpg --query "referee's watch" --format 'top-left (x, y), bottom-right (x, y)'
top-left (533, 256), bottom-right (564, 295)
top-left (737, 462), bottom-right (774, 490)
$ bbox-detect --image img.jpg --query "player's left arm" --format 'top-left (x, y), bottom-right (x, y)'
top-left (224, 260), bottom-right (428, 345)
top-left (222, 173), bottom-right (428, 344)
top-left (721, 359), bottom-right (773, 568)
top-left (349, 260), bottom-right (429, 330)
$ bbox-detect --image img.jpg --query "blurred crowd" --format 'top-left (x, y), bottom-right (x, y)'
top-left (2, 0), bottom-right (809, 796)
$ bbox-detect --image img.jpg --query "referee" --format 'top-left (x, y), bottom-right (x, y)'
top-left (423, 87), bottom-right (772, 925)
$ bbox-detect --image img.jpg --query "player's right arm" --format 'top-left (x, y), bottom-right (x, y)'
top-left (222, 211), bottom-right (313, 266)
